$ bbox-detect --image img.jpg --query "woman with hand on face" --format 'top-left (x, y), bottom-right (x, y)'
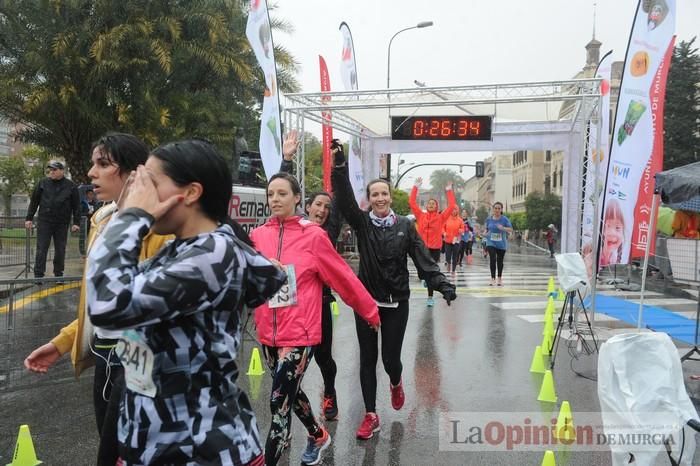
top-left (331, 142), bottom-right (456, 440)
top-left (87, 140), bottom-right (286, 466)
top-left (485, 201), bottom-right (513, 286)
top-left (251, 172), bottom-right (379, 466)
top-left (408, 176), bottom-right (456, 306)
top-left (23, 133), bottom-right (172, 466)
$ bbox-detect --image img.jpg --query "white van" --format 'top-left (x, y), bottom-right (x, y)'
top-left (228, 184), bottom-right (270, 235)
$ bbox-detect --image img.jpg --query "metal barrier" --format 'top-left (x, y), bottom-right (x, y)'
top-left (0, 216), bottom-right (88, 275)
top-left (0, 276), bottom-right (82, 393)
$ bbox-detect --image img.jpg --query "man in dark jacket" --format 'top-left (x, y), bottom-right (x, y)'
top-left (25, 161), bottom-right (80, 278)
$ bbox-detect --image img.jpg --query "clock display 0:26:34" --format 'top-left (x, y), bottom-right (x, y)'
top-left (391, 116), bottom-right (493, 141)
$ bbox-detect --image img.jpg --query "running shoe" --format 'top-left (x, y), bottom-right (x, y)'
top-left (322, 393), bottom-right (338, 421)
top-left (300, 427), bottom-right (331, 465)
top-left (426, 297), bottom-right (435, 307)
top-left (489, 278), bottom-right (496, 286)
top-left (356, 412), bottom-right (380, 440)
top-left (390, 379), bottom-right (405, 410)
top-left (497, 277), bottom-right (503, 287)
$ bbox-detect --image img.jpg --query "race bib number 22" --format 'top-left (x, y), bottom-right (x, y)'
top-left (268, 265), bottom-right (298, 308)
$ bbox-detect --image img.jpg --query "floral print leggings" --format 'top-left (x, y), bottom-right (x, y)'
top-left (262, 345), bottom-right (319, 465)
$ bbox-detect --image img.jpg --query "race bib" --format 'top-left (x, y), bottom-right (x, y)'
top-left (116, 330), bottom-right (156, 397)
top-left (490, 232), bottom-right (503, 242)
top-left (268, 265), bottom-right (298, 308)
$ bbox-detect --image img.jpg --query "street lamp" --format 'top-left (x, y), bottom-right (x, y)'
top-left (387, 21), bottom-right (434, 91)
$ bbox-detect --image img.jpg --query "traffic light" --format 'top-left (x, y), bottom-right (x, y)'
top-left (475, 161), bottom-right (485, 178)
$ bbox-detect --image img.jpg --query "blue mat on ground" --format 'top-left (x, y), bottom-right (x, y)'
top-left (589, 294), bottom-right (697, 345)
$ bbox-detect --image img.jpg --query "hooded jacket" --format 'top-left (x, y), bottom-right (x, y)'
top-left (87, 209), bottom-right (285, 465)
top-left (409, 186), bottom-right (457, 249)
top-left (332, 166), bottom-right (455, 303)
top-left (251, 215), bottom-right (379, 347)
top-left (443, 214), bottom-right (465, 244)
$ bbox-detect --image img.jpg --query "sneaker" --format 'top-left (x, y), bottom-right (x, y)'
top-left (390, 379), bottom-right (405, 410)
top-left (497, 278), bottom-right (503, 287)
top-left (356, 412), bottom-right (380, 440)
top-left (426, 297), bottom-right (435, 307)
top-left (489, 278), bottom-right (496, 286)
top-left (300, 427), bottom-right (331, 465)
top-left (322, 393), bottom-right (338, 421)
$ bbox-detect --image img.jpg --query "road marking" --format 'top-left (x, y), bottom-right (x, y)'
top-left (0, 283), bottom-right (80, 314)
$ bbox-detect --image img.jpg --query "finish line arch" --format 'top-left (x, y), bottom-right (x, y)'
top-left (283, 79), bottom-right (602, 254)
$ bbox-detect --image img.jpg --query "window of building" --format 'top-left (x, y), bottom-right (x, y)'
top-left (559, 168), bottom-right (563, 187)
top-left (553, 170), bottom-right (557, 188)
top-left (546, 150), bottom-right (551, 162)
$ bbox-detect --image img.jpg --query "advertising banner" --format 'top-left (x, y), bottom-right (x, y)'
top-left (580, 52), bottom-right (613, 273)
top-left (319, 56), bottom-right (333, 193)
top-left (339, 22), bottom-right (367, 208)
top-left (246, 0), bottom-right (282, 180)
top-left (599, 0), bottom-right (675, 267)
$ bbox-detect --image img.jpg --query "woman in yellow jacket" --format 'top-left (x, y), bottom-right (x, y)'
top-left (23, 133), bottom-right (171, 466)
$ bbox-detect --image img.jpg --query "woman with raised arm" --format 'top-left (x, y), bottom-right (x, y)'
top-left (87, 140), bottom-right (286, 465)
top-left (331, 142), bottom-right (456, 440)
top-left (409, 176), bottom-right (457, 306)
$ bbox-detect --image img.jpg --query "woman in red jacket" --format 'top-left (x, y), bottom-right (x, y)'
top-left (409, 177), bottom-right (457, 306)
top-left (251, 172), bottom-right (380, 466)
top-left (443, 206), bottom-right (465, 276)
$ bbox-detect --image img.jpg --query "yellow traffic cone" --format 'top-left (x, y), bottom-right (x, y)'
top-left (246, 347), bottom-right (265, 376)
top-left (541, 328), bottom-right (553, 355)
top-left (545, 296), bottom-right (555, 318)
top-left (247, 373), bottom-right (263, 401)
top-left (529, 346), bottom-right (546, 374)
top-left (542, 312), bottom-right (554, 336)
top-left (331, 301), bottom-right (339, 316)
top-left (537, 370), bottom-right (558, 403)
top-left (541, 450), bottom-right (556, 466)
top-left (554, 401), bottom-right (576, 442)
top-left (6, 424), bottom-right (42, 466)
top-left (547, 277), bottom-right (555, 294)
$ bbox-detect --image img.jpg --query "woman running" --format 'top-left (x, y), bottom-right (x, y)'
top-left (87, 140), bottom-right (285, 465)
top-left (24, 133), bottom-right (172, 466)
top-left (331, 143), bottom-right (456, 440)
top-left (280, 135), bottom-right (343, 420)
top-left (484, 201), bottom-right (513, 286)
top-left (251, 172), bottom-right (379, 466)
top-left (408, 177), bottom-right (456, 306)
top-left (457, 209), bottom-right (474, 266)
top-left (443, 206), bottom-right (465, 276)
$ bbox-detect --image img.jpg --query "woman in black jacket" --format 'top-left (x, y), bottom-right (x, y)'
top-left (330, 142), bottom-right (456, 440)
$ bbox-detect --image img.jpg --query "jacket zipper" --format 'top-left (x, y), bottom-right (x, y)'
top-left (272, 222), bottom-right (285, 346)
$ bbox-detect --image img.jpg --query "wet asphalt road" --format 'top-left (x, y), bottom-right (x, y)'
top-left (2, 252), bottom-right (700, 465)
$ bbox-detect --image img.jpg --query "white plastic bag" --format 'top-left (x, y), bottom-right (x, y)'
top-left (598, 332), bottom-right (699, 466)
top-left (555, 253), bottom-right (589, 293)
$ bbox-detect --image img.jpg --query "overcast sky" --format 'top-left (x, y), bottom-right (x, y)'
top-left (273, 0), bottom-right (699, 188)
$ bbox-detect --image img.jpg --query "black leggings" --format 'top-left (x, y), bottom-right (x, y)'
top-left (314, 299), bottom-right (337, 396)
top-left (487, 246), bottom-right (506, 279)
top-left (444, 243), bottom-right (459, 272)
top-left (354, 301), bottom-right (409, 413)
top-left (427, 249), bottom-right (441, 297)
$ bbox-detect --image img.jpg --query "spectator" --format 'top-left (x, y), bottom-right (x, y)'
top-left (25, 161), bottom-right (80, 279)
top-left (546, 224), bottom-right (558, 258)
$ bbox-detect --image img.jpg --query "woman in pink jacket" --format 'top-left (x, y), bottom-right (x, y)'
top-left (251, 172), bottom-right (380, 466)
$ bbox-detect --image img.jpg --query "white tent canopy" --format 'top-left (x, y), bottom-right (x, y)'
top-left (283, 78), bottom-right (601, 253)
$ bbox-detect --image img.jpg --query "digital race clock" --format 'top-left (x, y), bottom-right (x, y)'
top-left (391, 116), bottom-right (493, 141)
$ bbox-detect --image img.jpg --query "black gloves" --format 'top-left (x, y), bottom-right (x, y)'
top-left (331, 139), bottom-right (345, 166)
top-left (440, 283), bottom-right (457, 306)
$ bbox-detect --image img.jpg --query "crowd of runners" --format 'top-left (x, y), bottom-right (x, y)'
top-left (22, 132), bottom-right (515, 466)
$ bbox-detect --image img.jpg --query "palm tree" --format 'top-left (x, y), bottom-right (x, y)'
top-left (429, 168), bottom-right (465, 192)
top-left (0, 0), bottom-right (299, 182)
